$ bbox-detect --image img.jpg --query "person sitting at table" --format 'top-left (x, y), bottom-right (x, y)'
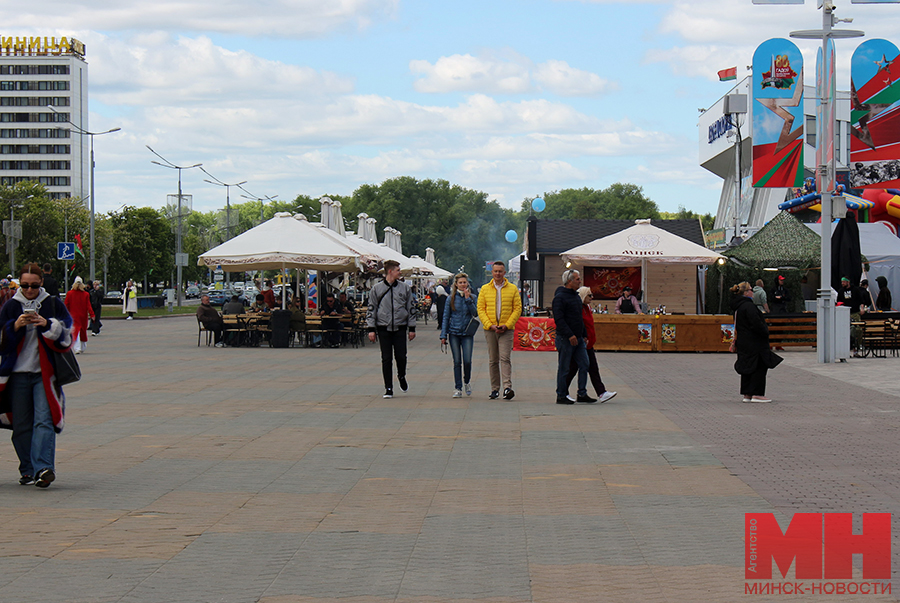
top-left (222, 295), bottom-right (244, 315)
top-left (318, 293), bottom-right (344, 348)
top-left (249, 294), bottom-right (270, 314)
top-left (338, 291), bottom-right (355, 314)
top-left (614, 286), bottom-right (643, 314)
top-left (196, 294), bottom-right (226, 348)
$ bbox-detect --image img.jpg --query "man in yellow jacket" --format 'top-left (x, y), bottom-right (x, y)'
top-left (477, 261), bottom-right (522, 399)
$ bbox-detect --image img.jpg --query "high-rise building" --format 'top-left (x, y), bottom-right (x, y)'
top-left (0, 36), bottom-right (88, 200)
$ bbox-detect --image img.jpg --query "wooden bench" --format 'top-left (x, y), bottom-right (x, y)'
top-left (765, 314), bottom-right (817, 348)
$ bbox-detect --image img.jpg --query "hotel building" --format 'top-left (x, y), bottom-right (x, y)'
top-left (0, 36), bottom-right (88, 200)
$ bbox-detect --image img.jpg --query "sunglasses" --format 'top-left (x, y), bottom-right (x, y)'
top-left (18, 284), bottom-right (41, 290)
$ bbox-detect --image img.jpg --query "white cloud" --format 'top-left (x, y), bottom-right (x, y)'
top-left (1, 0), bottom-right (398, 38)
top-left (410, 52), bottom-right (616, 97)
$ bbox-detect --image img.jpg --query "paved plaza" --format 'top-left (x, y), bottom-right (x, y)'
top-left (0, 315), bottom-right (898, 602)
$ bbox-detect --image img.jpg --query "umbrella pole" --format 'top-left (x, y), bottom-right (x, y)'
top-left (282, 263), bottom-right (287, 310)
top-left (641, 258), bottom-right (648, 311)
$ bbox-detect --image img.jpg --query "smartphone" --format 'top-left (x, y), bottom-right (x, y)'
top-left (22, 308), bottom-right (36, 314)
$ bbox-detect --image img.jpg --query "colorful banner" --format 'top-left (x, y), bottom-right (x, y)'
top-left (850, 39), bottom-right (900, 188)
top-left (582, 266), bottom-right (641, 301)
top-left (752, 38), bottom-right (805, 188)
top-left (514, 317), bottom-right (556, 351)
top-left (816, 39), bottom-right (836, 193)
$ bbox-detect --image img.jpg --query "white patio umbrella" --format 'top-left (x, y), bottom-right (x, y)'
top-left (319, 197), bottom-right (333, 229)
top-left (409, 254), bottom-right (453, 279)
top-left (560, 219), bottom-right (724, 306)
top-left (329, 199), bottom-right (346, 236)
top-left (198, 212), bottom-right (361, 309)
top-left (366, 217), bottom-right (378, 243)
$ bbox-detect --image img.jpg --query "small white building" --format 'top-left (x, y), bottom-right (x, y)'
top-left (0, 36), bottom-right (88, 200)
top-left (699, 77), bottom-right (851, 243)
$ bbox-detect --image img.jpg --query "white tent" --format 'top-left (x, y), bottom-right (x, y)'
top-left (198, 212), bottom-right (360, 273)
top-left (560, 219), bottom-right (724, 304)
top-left (408, 254), bottom-right (452, 279)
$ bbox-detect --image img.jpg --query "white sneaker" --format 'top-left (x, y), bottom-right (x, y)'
top-left (741, 397), bottom-right (752, 402)
top-left (215, 342), bottom-right (225, 348)
top-left (599, 391), bottom-right (617, 403)
top-left (748, 396), bottom-right (772, 403)
top-left (126, 316), bottom-right (133, 320)
top-left (452, 389), bottom-right (463, 398)
top-left (464, 383), bottom-right (472, 396)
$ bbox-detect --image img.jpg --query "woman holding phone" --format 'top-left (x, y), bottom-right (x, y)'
top-left (0, 263), bottom-right (73, 488)
top-left (440, 273), bottom-right (478, 398)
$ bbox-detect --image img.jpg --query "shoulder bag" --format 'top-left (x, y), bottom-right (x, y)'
top-left (53, 348), bottom-right (81, 386)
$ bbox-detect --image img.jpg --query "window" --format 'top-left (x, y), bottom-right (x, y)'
top-left (806, 115), bottom-right (816, 148)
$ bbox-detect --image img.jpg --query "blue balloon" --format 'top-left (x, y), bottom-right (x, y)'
top-left (505, 230), bottom-right (518, 243)
top-left (532, 197), bottom-right (546, 212)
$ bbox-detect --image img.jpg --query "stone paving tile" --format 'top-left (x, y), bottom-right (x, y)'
top-left (7, 319), bottom-right (899, 602)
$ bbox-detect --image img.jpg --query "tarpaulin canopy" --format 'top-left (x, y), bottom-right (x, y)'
top-left (560, 220), bottom-right (724, 266)
top-left (198, 212), bottom-right (360, 272)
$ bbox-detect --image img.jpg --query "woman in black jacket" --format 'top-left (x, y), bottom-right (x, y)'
top-left (730, 282), bottom-right (781, 403)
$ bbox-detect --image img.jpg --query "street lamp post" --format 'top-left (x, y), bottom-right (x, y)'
top-left (202, 169), bottom-right (246, 288)
top-left (146, 146), bottom-right (202, 308)
top-left (238, 187), bottom-right (278, 224)
top-left (5, 194), bottom-right (33, 275)
top-left (50, 107), bottom-right (120, 283)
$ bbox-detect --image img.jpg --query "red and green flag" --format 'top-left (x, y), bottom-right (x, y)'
top-left (718, 67), bottom-right (737, 82)
top-left (74, 234), bottom-right (85, 258)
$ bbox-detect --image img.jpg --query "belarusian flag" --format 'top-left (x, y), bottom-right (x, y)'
top-left (718, 67), bottom-right (737, 81)
top-left (74, 234), bottom-right (85, 258)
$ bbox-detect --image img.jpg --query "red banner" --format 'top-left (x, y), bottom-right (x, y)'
top-left (514, 317), bottom-right (556, 351)
top-left (582, 266), bottom-right (641, 300)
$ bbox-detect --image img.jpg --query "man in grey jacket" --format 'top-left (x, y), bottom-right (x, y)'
top-left (367, 260), bottom-right (417, 398)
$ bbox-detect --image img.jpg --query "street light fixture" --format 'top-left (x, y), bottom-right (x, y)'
top-left (4, 194), bottom-right (34, 274)
top-left (202, 168), bottom-right (246, 288)
top-left (50, 106), bottom-right (121, 283)
top-left (146, 145), bottom-right (202, 308)
top-left (237, 185), bottom-right (278, 224)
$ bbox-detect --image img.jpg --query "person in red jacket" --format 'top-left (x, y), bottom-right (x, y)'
top-left (565, 287), bottom-right (617, 403)
top-left (63, 276), bottom-right (94, 355)
top-left (261, 280), bottom-right (277, 310)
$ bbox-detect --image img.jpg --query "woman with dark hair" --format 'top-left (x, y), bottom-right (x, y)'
top-left (0, 262), bottom-right (73, 488)
top-left (566, 287), bottom-right (617, 403)
top-left (730, 281), bottom-right (781, 403)
top-left (440, 273), bottom-right (478, 398)
top-left (875, 276), bottom-right (893, 312)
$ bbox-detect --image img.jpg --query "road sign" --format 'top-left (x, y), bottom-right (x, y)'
top-left (175, 252), bottom-right (189, 267)
top-left (57, 242), bottom-right (76, 261)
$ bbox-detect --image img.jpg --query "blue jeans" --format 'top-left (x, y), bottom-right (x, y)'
top-left (9, 372), bottom-right (55, 477)
top-left (448, 334), bottom-right (474, 390)
top-left (556, 336), bottom-right (588, 398)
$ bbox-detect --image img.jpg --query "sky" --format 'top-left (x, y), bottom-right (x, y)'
top-left (8, 0), bottom-right (900, 220)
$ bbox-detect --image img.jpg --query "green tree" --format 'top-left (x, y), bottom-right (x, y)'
top-left (659, 205), bottom-right (715, 231)
top-left (106, 206), bottom-right (173, 292)
top-left (523, 184), bottom-right (661, 221)
top-left (344, 177), bottom-right (520, 280)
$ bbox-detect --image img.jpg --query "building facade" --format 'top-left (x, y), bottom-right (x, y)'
top-left (699, 76), bottom-right (851, 246)
top-left (0, 36), bottom-right (88, 200)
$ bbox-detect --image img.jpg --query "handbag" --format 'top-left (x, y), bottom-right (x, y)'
top-left (464, 315), bottom-right (480, 337)
top-left (53, 349), bottom-right (81, 386)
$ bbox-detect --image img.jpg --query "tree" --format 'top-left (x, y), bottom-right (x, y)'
top-left (659, 205), bottom-right (715, 231)
top-left (106, 207), bottom-right (173, 291)
top-left (522, 184), bottom-right (661, 221)
top-left (344, 177), bottom-right (521, 280)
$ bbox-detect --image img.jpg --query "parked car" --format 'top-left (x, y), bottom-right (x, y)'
top-left (104, 290), bottom-right (123, 304)
top-left (185, 286), bottom-right (200, 299)
top-left (209, 289), bottom-right (240, 306)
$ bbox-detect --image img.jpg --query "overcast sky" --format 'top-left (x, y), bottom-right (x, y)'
top-left (7, 0), bottom-right (900, 218)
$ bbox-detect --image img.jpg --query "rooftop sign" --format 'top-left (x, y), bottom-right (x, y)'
top-left (0, 37), bottom-right (85, 58)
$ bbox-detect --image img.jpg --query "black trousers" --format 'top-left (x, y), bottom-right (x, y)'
top-left (90, 305), bottom-right (102, 334)
top-left (378, 327), bottom-right (407, 390)
top-left (566, 347), bottom-right (607, 396)
top-left (740, 366), bottom-right (768, 396)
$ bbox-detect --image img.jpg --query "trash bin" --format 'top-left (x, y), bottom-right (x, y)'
top-left (269, 309), bottom-right (291, 348)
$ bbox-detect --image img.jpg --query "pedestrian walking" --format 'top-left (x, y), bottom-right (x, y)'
top-left (730, 282), bottom-right (782, 403)
top-left (122, 280), bottom-right (138, 319)
top-left (434, 282), bottom-right (448, 330)
top-left (367, 260), bottom-right (416, 399)
top-left (89, 280), bottom-right (104, 335)
top-left (440, 272), bottom-right (478, 398)
top-left (64, 277), bottom-right (94, 354)
top-left (476, 261), bottom-right (522, 400)
top-left (566, 286), bottom-right (616, 403)
top-left (875, 275), bottom-right (893, 311)
top-left (0, 262), bottom-right (73, 488)
top-left (41, 263), bottom-right (59, 298)
top-left (552, 270), bottom-right (595, 404)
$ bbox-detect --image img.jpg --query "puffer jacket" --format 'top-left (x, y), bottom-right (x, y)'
top-left (367, 278), bottom-right (417, 333)
top-left (441, 291), bottom-right (478, 338)
top-left (476, 278), bottom-right (521, 330)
